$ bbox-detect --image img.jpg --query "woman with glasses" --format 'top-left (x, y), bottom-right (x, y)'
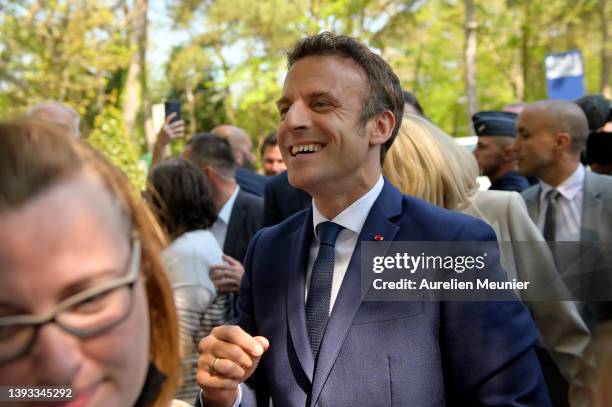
top-left (0, 119), bottom-right (180, 406)
top-left (147, 158), bottom-right (228, 402)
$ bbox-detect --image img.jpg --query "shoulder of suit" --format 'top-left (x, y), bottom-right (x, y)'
top-left (256, 209), bottom-right (309, 239)
top-left (473, 190), bottom-right (519, 211)
top-left (399, 194), bottom-right (492, 235)
top-left (237, 189), bottom-right (264, 206)
top-left (266, 171), bottom-right (288, 187)
top-left (521, 184), bottom-right (539, 200)
top-left (585, 171), bottom-right (612, 192)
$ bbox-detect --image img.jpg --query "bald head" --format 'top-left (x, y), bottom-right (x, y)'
top-left (523, 100), bottom-right (589, 153)
top-left (29, 102), bottom-right (80, 138)
top-left (502, 102), bottom-right (526, 114)
top-left (211, 124), bottom-right (255, 169)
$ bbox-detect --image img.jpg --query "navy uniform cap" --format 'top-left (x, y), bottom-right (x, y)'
top-left (472, 111), bottom-right (518, 137)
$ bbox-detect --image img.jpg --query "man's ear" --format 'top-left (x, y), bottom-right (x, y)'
top-left (368, 111), bottom-right (395, 147)
top-left (203, 165), bottom-right (215, 178)
top-left (555, 132), bottom-right (572, 152)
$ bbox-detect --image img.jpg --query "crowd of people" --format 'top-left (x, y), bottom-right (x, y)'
top-left (1, 31), bottom-right (612, 407)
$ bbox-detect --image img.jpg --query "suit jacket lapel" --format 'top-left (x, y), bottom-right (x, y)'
top-left (581, 172), bottom-right (603, 242)
top-left (286, 209), bottom-right (315, 383)
top-left (522, 185), bottom-right (540, 225)
top-left (224, 192), bottom-right (245, 254)
top-left (310, 180), bottom-right (402, 407)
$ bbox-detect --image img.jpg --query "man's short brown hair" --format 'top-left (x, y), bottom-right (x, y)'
top-left (287, 32), bottom-right (404, 162)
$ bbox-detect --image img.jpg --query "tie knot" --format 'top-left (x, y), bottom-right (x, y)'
top-left (316, 221), bottom-right (344, 247)
top-left (546, 189), bottom-right (561, 202)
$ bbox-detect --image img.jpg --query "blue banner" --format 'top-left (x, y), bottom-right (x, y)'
top-left (545, 50), bottom-right (585, 100)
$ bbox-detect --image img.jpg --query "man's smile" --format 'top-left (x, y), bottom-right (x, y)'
top-left (289, 143), bottom-right (326, 157)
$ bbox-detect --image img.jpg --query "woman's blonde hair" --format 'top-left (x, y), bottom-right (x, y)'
top-left (0, 119), bottom-right (179, 406)
top-left (383, 113), bottom-right (479, 210)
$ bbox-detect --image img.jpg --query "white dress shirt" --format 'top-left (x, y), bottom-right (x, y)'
top-left (537, 165), bottom-right (584, 241)
top-left (305, 175), bottom-right (384, 314)
top-left (210, 185), bottom-right (240, 249)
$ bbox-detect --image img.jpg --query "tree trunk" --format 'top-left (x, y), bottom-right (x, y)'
top-left (412, 42), bottom-right (424, 94)
top-left (123, 0), bottom-right (148, 142)
top-left (521, 3), bottom-right (532, 100)
top-left (214, 43), bottom-right (236, 123)
top-left (464, 0), bottom-right (478, 130)
top-left (186, 83), bottom-right (197, 137)
top-left (601, 0), bottom-right (611, 97)
top-left (143, 97), bottom-right (155, 152)
top-left (510, 8), bottom-right (525, 102)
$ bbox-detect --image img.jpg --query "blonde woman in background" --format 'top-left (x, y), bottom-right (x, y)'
top-left (383, 113), bottom-right (590, 406)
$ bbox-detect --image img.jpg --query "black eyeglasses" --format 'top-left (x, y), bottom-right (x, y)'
top-left (0, 239), bottom-right (141, 364)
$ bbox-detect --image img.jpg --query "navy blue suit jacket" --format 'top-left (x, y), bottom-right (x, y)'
top-left (489, 171), bottom-right (530, 192)
top-left (235, 168), bottom-right (267, 197)
top-left (263, 171), bottom-right (311, 227)
top-left (203, 180), bottom-right (550, 406)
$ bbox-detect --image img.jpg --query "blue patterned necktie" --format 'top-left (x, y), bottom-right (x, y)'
top-left (305, 221), bottom-right (344, 359)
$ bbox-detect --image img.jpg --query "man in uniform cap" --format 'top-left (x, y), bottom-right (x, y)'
top-left (473, 110), bottom-right (530, 192)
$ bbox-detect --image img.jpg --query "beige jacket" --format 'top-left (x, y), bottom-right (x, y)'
top-left (463, 190), bottom-right (589, 384)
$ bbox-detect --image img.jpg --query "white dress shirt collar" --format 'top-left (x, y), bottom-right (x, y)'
top-left (217, 185), bottom-right (240, 225)
top-left (539, 164), bottom-right (584, 204)
top-left (312, 175), bottom-right (384, 238)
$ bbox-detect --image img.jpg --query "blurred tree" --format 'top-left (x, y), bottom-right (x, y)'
top-left (166, 44), bottom-right (212, 135)
top-left (0, 0), bottom-right (130, 133)
top-left (464, 0), bottom-right (478, 129)
top-left (88, 102), bottom-right (146, 191)
top-left (167, 0), bottom-right (306, 140)
top-left (598, 0), bottom-right (610, 97)
top-left (121, 0), bottom-right (153, 147)
top-left (0, 0), bottom-right (147, 191)
top-left (1, 0), bottom-right (607, 144)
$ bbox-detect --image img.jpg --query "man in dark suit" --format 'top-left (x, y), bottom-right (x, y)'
top-left (262, 170), bottom-right (310, 227)
top-left (195, 32), bottom-right (549, 407)
top-left (212, 125), bottom-right (267, 197)
top-left (183, 133), bottom-right (263, 295)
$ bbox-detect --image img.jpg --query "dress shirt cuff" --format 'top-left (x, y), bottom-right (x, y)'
top-left (198, 385), bottom-right (241, 407)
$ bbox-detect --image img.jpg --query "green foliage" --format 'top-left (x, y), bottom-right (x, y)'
top-left (0, 0), bottom-right (130, 133)
top-left (87, 105), bottom-right (146, 191)
top-left (165, 0), bottom-right (610, 138)
top-left (1, 0), bottom-right (609, 159)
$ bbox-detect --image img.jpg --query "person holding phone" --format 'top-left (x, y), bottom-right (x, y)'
top-left (152, 101), bottom-right (186, 166)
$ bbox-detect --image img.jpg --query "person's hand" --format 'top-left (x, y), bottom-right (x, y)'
top-left (151, 113), bottom-right (184, 165)
top-left (197, 325), bottom-right (269, 407)
top-left (210, 255), bottom-right (244, 294)
top-left (157, 113), bottom-right (184, 146)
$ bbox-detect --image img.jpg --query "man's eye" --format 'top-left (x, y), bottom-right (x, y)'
top-left (312, 101), bottom-right (329, 108)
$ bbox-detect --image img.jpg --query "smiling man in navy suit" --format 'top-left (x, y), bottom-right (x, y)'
top-left (195, 32), bottom-right (551, 407)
